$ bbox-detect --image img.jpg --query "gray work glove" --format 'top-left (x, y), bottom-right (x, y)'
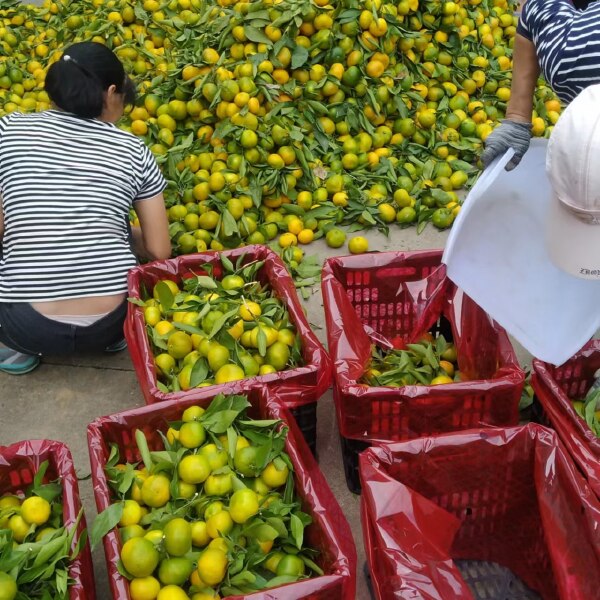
top-left (481, 120), bottom-right (533, 171)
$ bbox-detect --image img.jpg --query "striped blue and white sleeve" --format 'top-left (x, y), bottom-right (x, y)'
top-left (134, 143), bottom-right (167, 201)
top-left (517, 0), bottom-right (574, 41)
top-left (0, 114), bottom-right (15, 141)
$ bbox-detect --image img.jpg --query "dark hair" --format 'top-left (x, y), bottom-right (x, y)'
top-left (45, 41), bottom-right (136, 119)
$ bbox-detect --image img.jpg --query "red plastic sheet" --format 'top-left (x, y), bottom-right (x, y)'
top-left (532, 340), bottom-right (600, 497)
top-left (321, 250), bottom-right (524, 442)
top-left (0, 440), bottom-right (95, 600)
top-left (87, 386), bottom-right (356, 600)
top-left (359, 424), bottom-right (600, 600)
top-left (125, 246), bottom-right (331, 407)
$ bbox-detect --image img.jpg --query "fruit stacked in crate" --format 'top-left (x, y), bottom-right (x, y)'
top-left (0, 440), bottom-right (95, 599)
top-left (126, 246), bottom-right (332, 455)
top-left (87, 387), bottom-right (356, 600)
top-left (322, 250), bottom-right (524, 492)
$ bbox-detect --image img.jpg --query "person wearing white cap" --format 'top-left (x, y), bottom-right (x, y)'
top-left (545, 83), bottom-right (600, 279)
top-left (482, 0), bottom-right (600, 171)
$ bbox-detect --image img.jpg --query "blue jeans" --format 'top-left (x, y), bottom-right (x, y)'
top-left (0, 301), bottom-right (127, 356)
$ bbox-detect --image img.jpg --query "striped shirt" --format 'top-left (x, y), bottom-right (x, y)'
top-left (0, 110), bottom-right (166, 302)
top-left (518, 0), bottom-right (600, 103)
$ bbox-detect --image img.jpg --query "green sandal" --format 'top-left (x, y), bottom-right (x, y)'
top-left (0, 348), bottom-right (40, 375)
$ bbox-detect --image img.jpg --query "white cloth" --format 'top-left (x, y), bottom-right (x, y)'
top-left (43, 312), bottom-right (108, 327)
top-left (443, 140), bottom-right (600, 366)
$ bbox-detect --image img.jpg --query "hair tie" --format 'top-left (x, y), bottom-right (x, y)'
top-left (63, 54), bottom-right (78, 64)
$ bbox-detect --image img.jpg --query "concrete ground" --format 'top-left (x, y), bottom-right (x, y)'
top-left (0, 224), bottom-right (528, 599)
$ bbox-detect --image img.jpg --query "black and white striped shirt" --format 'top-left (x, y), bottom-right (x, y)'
top-left (518, 0), bottom-right (600, 103)
top-left (0, 110), bottom-right (166, 301)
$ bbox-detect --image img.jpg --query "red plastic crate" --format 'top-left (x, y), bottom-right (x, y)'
top-left (87, 386), bottom-right (356, 600)
top-left (532, 340), bottom-right (600, 497)
top-left (321, 250), bottom-right (524, 492)
top-left (0, 440), bottom-right (95, 600)
top-left (359, 424), bottom-right (600, 600)
top-left (125, 246), bottom-right (332, 453)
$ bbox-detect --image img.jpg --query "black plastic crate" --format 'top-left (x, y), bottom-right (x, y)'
top-left (341, 436), bottom-right (371, 494)
top-left (290, 401), bottom-right (317, 457)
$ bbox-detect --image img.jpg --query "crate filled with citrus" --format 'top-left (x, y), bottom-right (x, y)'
top-left (322, 250), bottom-right (524, 492)
top-left (125, 246), bottom-right (331, 453)
top-left (0, 440), bottom-right (95, 600)
top-left (87, 389), bottom-right (356, 599)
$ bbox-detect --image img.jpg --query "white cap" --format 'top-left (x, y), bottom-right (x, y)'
top-left (545, 84), bottom-right (600, 279)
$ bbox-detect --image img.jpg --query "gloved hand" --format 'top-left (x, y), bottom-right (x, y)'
top-left (481, 119), bottom-right (533, 171)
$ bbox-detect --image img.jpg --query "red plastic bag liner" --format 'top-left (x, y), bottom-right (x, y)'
top-left (532, 340), bottom-right (600, 497)
top-left (321, 250), bottom-right (524, 443)
top-left (125, 245), bottom-right (332, 408)
top-left (0, 440), bottom-right (95, 600)
top-left (359, 424), bottom-right (600, 600)
top-left (87, 385), bottom-right (356, 600)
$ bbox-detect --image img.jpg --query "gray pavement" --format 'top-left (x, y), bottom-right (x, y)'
top-left (0, 224), bottom-right (528, 599)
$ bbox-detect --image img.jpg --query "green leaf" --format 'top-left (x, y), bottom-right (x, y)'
top-left (70, 522), bottom-right (88, 562)
top-left (32, 535), bottom-right (68, 568)
top-left (208, 308), bottom-right (239, 340)
top-left (585, 396), bottom-right (597, 429)
top-left (134, 4), bottom-right (148, 19)
top-left (127, 297), bottom-right (146, 307)
top-left (266, 574), bottom-right (300, 588)
top-left (238, 419), bottom-right (280, 428)
top-left (265, 516), bottom-right (288, 538)
top-left (244, 25), bottom-right (272, 44)
top-left (221, 255), bottom-right (235, 273)
top-left (117, 465), bottom-right (136, 495)
top-left (406, 343), bottom-right (426, 356)
top-left (201, 394), bottom-right (251, 433)
top-left (193, 276), bottom-right (218, 289)
top-left (55, 567), bottom-right (68, 596)
top-left (172, 322), bottom-right (205, 336)
top-left (155, 280), bottom-right (175, 313)
top-left (190, 357), bottom-right (209, 387)
top-left (431, 188), bottom-right (451, 205)
top-left (106, 445), bottom-right (120, 469)
top-left (90, 502), bottom-right (123, 550)
top-left (360, 210), bottom-right (376, 226)
top-left (519, 387), bottom-right (534, 411)
top-left (221, 209), bottom-right (239, 237)
top-left (229, 570), bottom-right (257, 586)
top-left (423, 344), bottom-right (439, 370)
top-left (32, 460), bottom-right (49, 490)
top-left (290, 513), bottom-right (304, 549)
top-left (226, 427), bottom-right (238, 459)
top-left (257, 327), bottom-right (268, 357)
top-left (30, 482), bottom-right (62, 504)
top-left (301, 555), bottom-right (325, 576)
top-left (243, 521), bottom-right (280, 541)
top-left (291, 45), bottom-right (309, 69)
top-left (422, 159), bottom-right (435, 180)
top-left (283, 469), bottom-right (294, 505)
top-left (135, 429), bottom-right (154, 471)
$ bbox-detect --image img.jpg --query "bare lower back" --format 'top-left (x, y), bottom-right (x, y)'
top-left (31, 293), bottom-right (126, 316)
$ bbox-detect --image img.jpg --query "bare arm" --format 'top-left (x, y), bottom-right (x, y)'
top-left (506, 34), bottom-right (541, 123)
top-left (133, 193), bottom-right (171, 261)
